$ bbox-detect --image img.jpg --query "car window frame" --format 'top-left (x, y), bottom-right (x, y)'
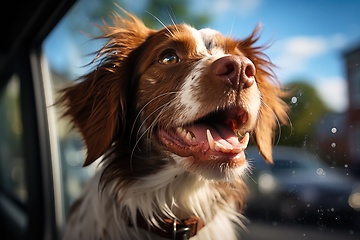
top-left (0, 1), bottom-right (76, 239)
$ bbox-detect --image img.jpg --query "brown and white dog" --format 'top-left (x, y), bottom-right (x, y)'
top-left (60, 10), bottom-right (288, 240)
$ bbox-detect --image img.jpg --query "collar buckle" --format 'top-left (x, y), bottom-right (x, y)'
top-left (172, 218), bottom-right (191, 240)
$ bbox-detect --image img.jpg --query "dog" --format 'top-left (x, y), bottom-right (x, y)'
top-left (60, 9), bottom-right (288, 240)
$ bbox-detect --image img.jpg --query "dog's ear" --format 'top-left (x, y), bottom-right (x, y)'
top-left (254, 78), bottom-right (288, 163)
top-left (238, 26), bottom-right (289, 163)
top-left (59, 11), bottom-right (154, 166)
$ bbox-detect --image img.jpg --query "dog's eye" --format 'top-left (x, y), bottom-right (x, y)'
top-left (159, 52), bottom-right (180, 65)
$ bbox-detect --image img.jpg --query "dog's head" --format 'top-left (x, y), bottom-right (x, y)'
top-left (60, 11), bottom-right (288, 182)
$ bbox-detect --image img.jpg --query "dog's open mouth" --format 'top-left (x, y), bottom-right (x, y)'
top-left (158, 107), bottom-right (250, 165)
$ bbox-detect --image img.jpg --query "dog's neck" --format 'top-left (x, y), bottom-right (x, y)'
top-left (109, 167), bottom-right (212, 220)
top-left (105, 163), bottom-right (245, 221)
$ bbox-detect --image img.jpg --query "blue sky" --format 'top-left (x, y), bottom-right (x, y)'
top-left (44, 0), bottom-right (360, 113)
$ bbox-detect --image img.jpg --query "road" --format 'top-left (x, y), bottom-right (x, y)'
top-left (241, 221), bottom-right (358, 240)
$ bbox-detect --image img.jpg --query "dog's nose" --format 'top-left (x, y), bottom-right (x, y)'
top-left (211, 55), bottom-right (255, 90)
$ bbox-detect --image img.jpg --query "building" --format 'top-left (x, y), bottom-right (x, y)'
top-left (344, 44), bottom-right (360, 173)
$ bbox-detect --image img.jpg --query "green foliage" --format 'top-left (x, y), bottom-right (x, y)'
top-left (279, 81), bottom-right (331, 147)
top-left (139, 0), bottom-right (210, 29)
top-left (75, 0), bottom-right (210, 32)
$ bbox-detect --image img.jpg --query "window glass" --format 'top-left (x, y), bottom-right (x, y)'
top-left (0, 75), bottom-right (27, 204)
top-left (42, 0), bottom-right (360, 238)
top-left (42, 0), bottom-right (110, 214)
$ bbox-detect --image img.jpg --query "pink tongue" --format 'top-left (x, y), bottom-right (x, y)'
top-left (185, 123), bottom-right (242, 148)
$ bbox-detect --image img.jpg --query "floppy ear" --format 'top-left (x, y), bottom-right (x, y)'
top-left (239, 26), bottom-right (289, 163)
top-left (59, 11), bottom-right (154, 166)
top-left (254, 77), bottom-right (288, 163)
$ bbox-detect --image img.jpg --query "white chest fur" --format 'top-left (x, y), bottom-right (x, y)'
top-left (62, 167), bottom-right (245, 240)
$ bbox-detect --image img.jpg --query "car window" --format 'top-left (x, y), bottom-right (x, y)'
top-left (42, 1), bottom-right (102, 213)
top-left (0, 75), bottom-right (27, 204)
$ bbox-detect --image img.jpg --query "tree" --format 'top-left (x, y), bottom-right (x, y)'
top-left (72, 0), bottom-right (210, 34)
top-left (137, 0), bottom-right (210, 29)
top-left (278, 81), bottom-right (330, 149)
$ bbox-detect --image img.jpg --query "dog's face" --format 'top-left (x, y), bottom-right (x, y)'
top-left (134, 25), bottom-right (262, 180)
top-left (60, 12), bottom-right (288, 182)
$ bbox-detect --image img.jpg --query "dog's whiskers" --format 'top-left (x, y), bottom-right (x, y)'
top-left (244, 170), bottom-right (257, 185)
top-left (130, 92), bottom-right (178, 142)
top-left (145, 11), bottom-right (175, 37)
top-left (145, 98), bottom-right (176, 151)
top-left (136, 98), bottom-right (176, 135)
top-left (129, 97), bottom-right (176, 172)
top-left (140, 106), bottom-right (165, 153)
top-left (136, 98), bottom-right (175, 147)
top-left (167, 7), bottom-right (179, 32)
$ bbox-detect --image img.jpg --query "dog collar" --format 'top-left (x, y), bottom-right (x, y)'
top-left (130, 214), bottom-right (204, 240)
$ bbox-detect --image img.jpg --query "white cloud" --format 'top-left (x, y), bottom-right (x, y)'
top-left (315, 76), bottom-right (349, 113)
top-left (270, 34), bottom-right (349, 113)
top-left (274, 36), bottom-right (328, 75)
top-left (283, 37), bottom-right (327, 58)
top-left (329, 33), bottom-right (348, 49)
top-left (273, 33), bottom-right (348, 78)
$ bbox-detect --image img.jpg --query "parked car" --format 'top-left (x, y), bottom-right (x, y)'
top-left (245, 146), bottom-right (360, 228)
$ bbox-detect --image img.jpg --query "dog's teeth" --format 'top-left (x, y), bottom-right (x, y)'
top-left (176, 127), bottom-right (183, 134)
top-left (186, 132), bottom-right (193, 141)
top-left (177, 127), bottom-right (186, 137)
top-left (206, 129), bottom-right (215, 150)
top-left (240, 132), bottom-right (250, 149)
top-left (176, 127), bottom-right (194, 141)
